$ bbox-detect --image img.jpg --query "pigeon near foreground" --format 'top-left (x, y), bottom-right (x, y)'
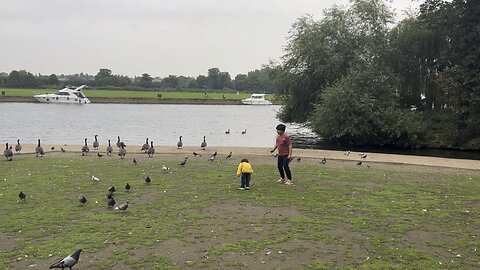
top-left (18, 191), bottom-right (26, 202)
top-left (79, 195), bottom-right (87, 205)
top-left (145, 176), bottom-right (151, 184)
top-left (49, 248), bottom-right (82, 270)
top-left (115, 201), bottom-right (129, 211)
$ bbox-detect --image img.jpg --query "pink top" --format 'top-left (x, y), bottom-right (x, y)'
top-left (275, 133), bottom-right (292, 156)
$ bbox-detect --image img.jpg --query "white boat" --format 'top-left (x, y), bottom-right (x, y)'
top-left (241, 94), bottom-right (272, 105)
top-left (34, 85), bottom-right (91, 104)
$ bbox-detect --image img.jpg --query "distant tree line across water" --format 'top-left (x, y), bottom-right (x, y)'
top-left (0, 67), bottom-right (277, 93)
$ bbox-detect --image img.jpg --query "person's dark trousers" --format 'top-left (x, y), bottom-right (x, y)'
top-left (241, 173), bottom-right (251, 188)
top-left (277, 155), bottom-right (292, 180)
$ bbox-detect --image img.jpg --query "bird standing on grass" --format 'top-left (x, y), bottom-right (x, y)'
top-left (79, 195), bottom-right (87, 205)
top-left (125, 183), bottom-right (131, 192)
top-left (91, 175), bottom-right (99, 182)
top-left (320, 157), bottom-right (326, 165)
top-left (115, 201), bottom-right (129, 211)
top-left (147, 141), bottom-right (155, 157)
top-left (4, 143), bottom-right (13, 161)
top-left (97, 152), bottom-right (103, 158)
top-left (179, 158), bottom-right (187, 166)
top-left (18, 191), bottom-right (26, 202)
top-left (145, 176), bottom-right (152, 184)
top-left (118, 143), bottom-right (126, 159)
top-left (107, 197), bottom-right (116, 208)
top-left (49, 248), bottom-right (82, 270)
top-left (226, 152), bottom-right (232, 159)
top-left (193, 152), bottom-right (202, 157)
top-left (133, 158), bottom-right (137, 165)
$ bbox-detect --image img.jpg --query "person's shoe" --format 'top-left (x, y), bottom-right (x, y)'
top-left (277, 178), bottom-right (286, 184)
top-left (238, 187), bottom-right (245, 190)
top-left (245, 187), bottom-right (250, 190)
top-left (284, 180), bottom-right (294, 186)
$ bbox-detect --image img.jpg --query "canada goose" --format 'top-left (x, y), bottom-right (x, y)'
top-left (225, 129), bottom-right (230, 134)
top-left (106, 139), bottom-right (113, 156)
top-left (116, 136), bottom-right (122, 148)
top-left (200, 136), bottom-right (207, 150)
top-left (35, 139), bottom-right (44, 157)
top-left (141, 138), bottom-right (149, 152)
top-left (81, 138), bottom-right (89, 156)
top-left (15, 139), bottom-right (22, 154)
top-left (118, 143), bottom-right (126, 159)
top-left (177, 136), bottom-right (183, 149)
top-left (242, 129), bottom-right (247, 135)
top-left (93, 135), bottom-right (99, 150)
top-left (4, 143), bottom-right (13, 161)
top-left (147, 141), bottom-right (155, 157)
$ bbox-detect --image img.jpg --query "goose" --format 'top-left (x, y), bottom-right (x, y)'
top-left (241, 129), bottom-right (247, 135)
top-left (4, 143), bottom-right (13, 161)
top-left (118, 143), bottom-right (126, 159)
top-left (200, 136), bottom-right (207, 150)
top-left (125, 183), bottom-right (131, 192)
top-left (106, 139), bottom-right (113, 156)
top-left (225, 129), bottom-right (230, 134)
top-left (15, 139), bottom-right (22, 154)
top-left (147, 141), bottom-right (155, 157)
top-left (81, 138), bottom-right (89, 156)
top-left (177, 136), bottom-right (183, 149)
top-left (93, 135), bottom-right (99, 150)
top-left (141, 138), bottom-right (149, 152)
top-left (116, 136), bottom-right (122, 148)
top-left (35, 139), bottom-right (44, 157)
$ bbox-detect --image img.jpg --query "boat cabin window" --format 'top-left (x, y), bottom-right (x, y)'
top-left (58, 92), bottom-right (70, 95)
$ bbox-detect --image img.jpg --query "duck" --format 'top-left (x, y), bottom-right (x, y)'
top-left (15, 139), bottom-right (22, 154)
top-left (35, 139), bottom-right (45, 157)
top-left (4, 143), bottom-right (13, 161)
top-left (106, 139), bottom-right (113, 156)
top-left (177, 136), bottom-right (183, 149)
top-left (200, 136), bottom-right (207, 150)
top-left (241, 129), bottom-right (247, 135)
top-left (147, 141), bottom-right (155, 157)
top-left (81, 138), bottom-right (89, 156)
top-left (141, 138), bottom-right (149, 152)
top-left (93, 135), bottom-right (99, 150)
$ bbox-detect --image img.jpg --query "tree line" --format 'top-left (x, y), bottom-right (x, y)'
top-left (0, 67), bottom-right (276, 93)
top-left (270, 0), bottom-right (480, 150)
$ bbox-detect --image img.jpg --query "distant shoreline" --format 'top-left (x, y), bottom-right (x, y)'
top-left (0, 96), bottom-right (277, 105)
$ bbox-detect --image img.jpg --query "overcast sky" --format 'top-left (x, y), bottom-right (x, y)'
top-left (0, 0), bottom-right (421, 78)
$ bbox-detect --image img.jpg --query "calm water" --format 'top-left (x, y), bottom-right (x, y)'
top-left (0, 103), bottom-right (301, 148)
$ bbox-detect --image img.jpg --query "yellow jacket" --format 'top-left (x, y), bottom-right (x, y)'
top-left (236, 162), bottom-right (253, 176)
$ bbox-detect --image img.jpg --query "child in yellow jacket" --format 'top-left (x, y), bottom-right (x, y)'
top-left (236, 158), bottom-right (253, 190)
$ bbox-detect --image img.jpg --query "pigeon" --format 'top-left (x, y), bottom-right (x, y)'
top-left (211, 151), bottom-right (217, 158)
top-left (344, 150), bottom-right (351, 156)
top-left (287, 156), bottom-right (295, 163)
top-left (97, 153), bottom-right (103, 158)
top-left (115, 201), bottom-right (129, 211)
top-left (145, 176), bottom-right (151, 184)
top-left (356, 161), bottom-right (363, 166)
top-left (225, 129), bottom-right (230, 134)
top-left (193, 152), bottom-right (202, 157)
top-left (49, 248), bottom-right (82, 270)
top-left (360, 154), bottom-right (368, 159)
top-left (18, 191), bottom-right (26, 202)
top-left (320, 157), bottom-right (326, 165)
top-left (107, 197), bottom-right (116, 208)
top-left (297, 157), bottom-right (302, 162)
top-left (79, 195), bottom-right (87, 205)
top-left (107, 186), bottom-right (116, 193)
top-left (241, 129), bottom-right (247, 135)
top-left (162, 165), bottom-right (170, 172)
top-left (125, 183), bottom-right (131, 192)
top-left (208, 155), bottom-right (215, 162)
top-left (179, 159), bottom-right (187, 166)
top-left (225, 152), bottom-right (232, 159)
top-left (106, 193), bottom-right (114, 200)
top-left (61, 147), bottom-right (66, 153)
top-left (91, 175), bottom-right (99, 182)
top-left (133, 158), bottom-right (137, 165)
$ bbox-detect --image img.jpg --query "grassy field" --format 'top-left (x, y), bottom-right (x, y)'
top-left (0, 88), bottom-right (270, 101)
top-left (0, 151), bottom-right (479, 269)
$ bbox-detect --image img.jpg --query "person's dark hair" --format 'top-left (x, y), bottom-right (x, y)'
top-left (241, 158), bottom-right (249, 163)
top-left (276, 124), bottom-right (286, 132)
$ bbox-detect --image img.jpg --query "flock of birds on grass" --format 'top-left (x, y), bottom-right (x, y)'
top-left (5, 131), bottom-right (372, 269)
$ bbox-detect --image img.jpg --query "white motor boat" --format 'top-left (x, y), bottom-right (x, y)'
top-left (241, 94), bottom-right (272, 105)
top-left (34, 85), bottom-right (91, 104)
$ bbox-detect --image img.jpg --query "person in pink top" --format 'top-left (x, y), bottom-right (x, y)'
top-left (270, 124), bottom-right (294, 185)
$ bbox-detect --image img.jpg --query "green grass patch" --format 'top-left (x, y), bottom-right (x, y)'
top-left (0, 154), bottom-right (478, 269)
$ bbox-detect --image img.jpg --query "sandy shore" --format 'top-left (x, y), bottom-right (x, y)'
top-left (11, 144), bottom-right (480, 171)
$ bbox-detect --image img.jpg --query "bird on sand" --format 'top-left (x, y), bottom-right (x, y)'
top-left (51, 146), bottom-right (55, 151)
top-left (81, 138), bottom-right (89, 156)
top-left (49, 248), bottom-right (82, 270)
top-left (4, 143), bottom-right (13, 161)
top-left (97, 152), bottom-right (103, 158)
top-left (177, 136), bottom-right (183, 149)
top-left (210, 151), bottom-right (217, 158)
top-left (115, 201), bottom-right (129, 211)
top-left (93, 135), bottom-right (99, 150)
top-left (35, 139), bottom-right (45, 157)
top-left (200, 136), bottom-right (207, 150)
top-left (106, 139), bottom-right (113, 156)
top-left (225, 151), bottom-right (232, 159)
top-left (320, 157), bottom-right (326, 165)
top-left (61, 147), bottom-right (66, 153)
top-left (15, 139), bottom-right (22, 154)
top-left (79, 195), bottom-right (87, 205)
top-left (356, 161), bottom-right (363, 166)
top-left (118, 143), bottom-right (126, 159)
top-left (147, 141), bottom-right (155, 157)
top-left (193, 152), bottom-right (202, 157)
top-left (141, 138), bottom-right (149, 152)
top-left (18, 191), bottom-right (26, 202)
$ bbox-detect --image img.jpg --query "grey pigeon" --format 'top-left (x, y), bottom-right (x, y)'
top-left (179, 159), bottom-right (187, 166)
top-left (356, 161), bottom-right (363, 166)
top-left (145, 176), bottom-right (151, 184)
top-left (107, 186), bottom-right (116, 193)
top-left (97, 152), bottom-right (103, 158)
top-left (115, 201), bottom-right (129, 211)
top-left (49, 248), bottom-right (82, 270)
top-left (107, 197), bottom-right (116, 208)
top-left (18, 191), bottom-right (26, 202)
top-left (225, 151), bottom-right (232, 159)
top-left (193, 152), bottom-right (202, 157)
top-left (133, 158), bottom-right (137, 165)
top-left (125, 183), bottom-right (131, 192)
